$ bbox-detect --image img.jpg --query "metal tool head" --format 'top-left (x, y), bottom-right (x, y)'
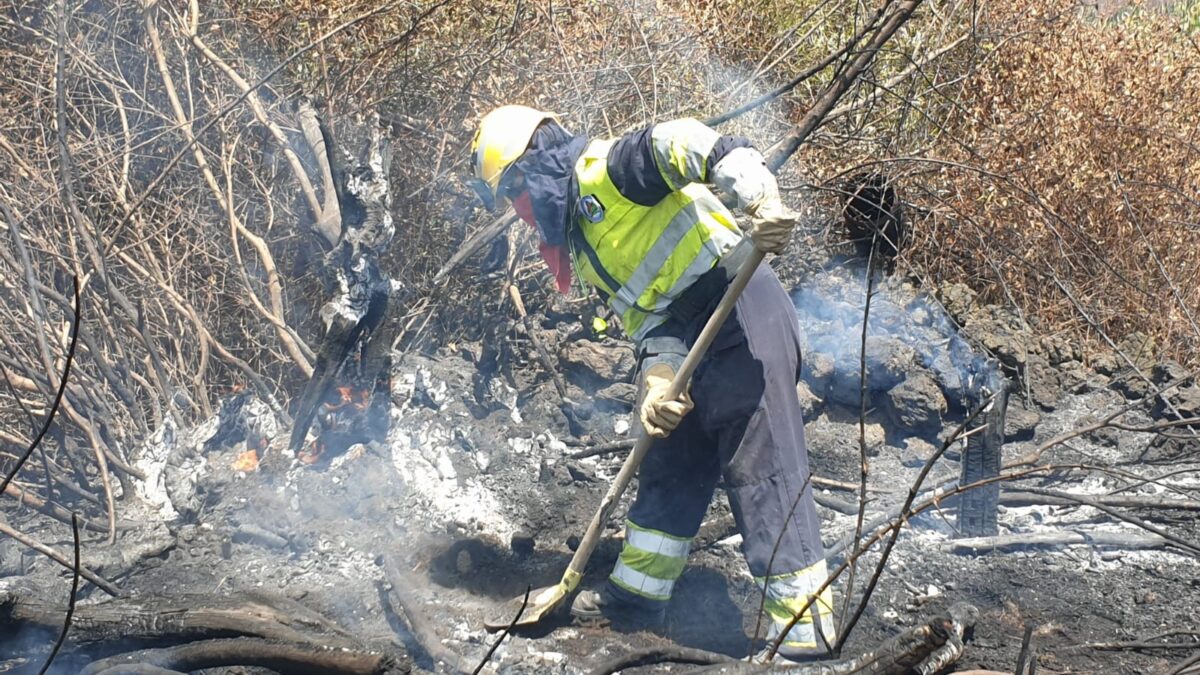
top-left (483, 582), bottom-right (569, 632)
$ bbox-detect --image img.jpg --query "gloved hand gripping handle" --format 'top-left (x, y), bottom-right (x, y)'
top-left (558, 247), bottom-right (767, 592)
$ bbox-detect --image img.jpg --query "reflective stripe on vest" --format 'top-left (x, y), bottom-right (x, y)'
top-left (755, 560), bottom-right (837, 649)
top-left (572, 139), bottom-right (742, 340)
top-left (650, 119), bottom-right (717, 189)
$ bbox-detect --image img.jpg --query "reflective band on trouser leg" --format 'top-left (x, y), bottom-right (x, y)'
top-left (756, 559), bottom-right (837, 650)
top-left (609, 520), bottom-right (692, 601)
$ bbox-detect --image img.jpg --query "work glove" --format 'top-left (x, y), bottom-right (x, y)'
top-left (745, 193), bottom-right (800, 254)
top-left (639, 362), bottom-right (693, 439)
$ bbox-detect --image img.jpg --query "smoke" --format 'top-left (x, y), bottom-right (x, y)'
top-left (792, 260), bottom-right (999, 416)
top-left (0, 578), bottom-right (78, 673)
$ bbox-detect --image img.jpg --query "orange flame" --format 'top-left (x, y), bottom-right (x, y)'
top-left (232, 448), bottom-right (259, 472)
top-left (330, 386), bottom-right (370, 411)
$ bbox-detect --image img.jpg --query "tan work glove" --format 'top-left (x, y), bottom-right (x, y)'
top-left (639, 362), bottom-right (694, 438)
top-left (745, 193), bottom-right (800, 254)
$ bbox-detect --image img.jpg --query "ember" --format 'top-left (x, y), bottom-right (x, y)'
top-left (331, 386), bottom-right (371, 412)
top-left (231, 448), bottom-right (259, 473)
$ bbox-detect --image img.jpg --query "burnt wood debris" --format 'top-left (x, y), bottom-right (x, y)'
top-left (3, 0), bottom-right (1200, 674)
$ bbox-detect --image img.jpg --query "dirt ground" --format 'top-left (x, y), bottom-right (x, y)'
top-left (3, 254), bottom-right (1200, 674)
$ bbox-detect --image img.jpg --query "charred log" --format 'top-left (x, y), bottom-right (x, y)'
top-left (380, 553), bottom-right (467, 673)
top-left (950, 530), bottom-right (1174, 554)
top-left (591, 602), bottom-right (977, 674)
top-left (87, 666), bottom-right (185, 675)
top-left (958, 378), bottom-right (1008, 537)
top-left (79, 637), bottom-right (408, 675)
top-left (0, 588), bottom-right (359, 649)
top-left (290, 114), bottom-right (397, 462)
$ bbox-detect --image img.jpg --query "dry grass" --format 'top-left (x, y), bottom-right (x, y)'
top-left (911, 1), bottom-right (1200, 365)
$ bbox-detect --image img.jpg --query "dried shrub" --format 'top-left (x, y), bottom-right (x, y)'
top-left (910, 1), bottom-right (1200, 364)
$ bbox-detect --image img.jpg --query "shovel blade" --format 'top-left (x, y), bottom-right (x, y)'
top-left (483, 582), bottom-right (568, 632)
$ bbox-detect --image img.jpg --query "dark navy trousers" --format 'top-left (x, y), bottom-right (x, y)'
top-left (606, 265), bottom-right (835, 653)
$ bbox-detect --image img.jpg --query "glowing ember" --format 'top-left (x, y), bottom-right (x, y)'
top-left (331, 386), bottom-right (370, 411)
top-left (232, 448), bottom-right (259, 472)
top-left (298, 439), bottom-right (323, 465)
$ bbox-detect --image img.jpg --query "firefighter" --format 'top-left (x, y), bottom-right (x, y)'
top-left (469, 105), bottom-right (835, 661)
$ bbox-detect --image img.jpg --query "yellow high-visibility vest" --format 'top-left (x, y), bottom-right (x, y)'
top-left (570, 138), bottom-right (742, 340)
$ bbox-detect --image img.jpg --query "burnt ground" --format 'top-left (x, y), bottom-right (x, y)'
top-left (3, 256), bottom-right (1200, 674)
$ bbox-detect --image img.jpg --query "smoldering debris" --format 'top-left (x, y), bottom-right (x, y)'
top-left (792, 261), bottom-right (999, 436)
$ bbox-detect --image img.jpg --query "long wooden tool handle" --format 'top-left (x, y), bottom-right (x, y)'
top-left (561, 247), bottom-right (767, 585)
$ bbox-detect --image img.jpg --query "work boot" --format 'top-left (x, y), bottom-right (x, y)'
top-left (569, 587), bottom-right (666, 629)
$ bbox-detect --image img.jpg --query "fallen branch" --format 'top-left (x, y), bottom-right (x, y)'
top-left (815, 492), bottom-right (860, 515)
top-left (91, 666), bottom-right (184, 675)
top-left (949, 530), bottom-right (1172, 554)
top-left (0, 590), bottom-right (363, 644)
top-left (1001, 491), bottom-right (1200, 512)
top-left (591, 603), bottom-right (977, 674)
top-left (79, 638), bottom-right (405, 675)
top-left (1016, 487), bottom-right (1200, 555)
top-left (1165, 652), bottom-right (1200, 675)
top-left (433, 211), bottom-right (518, 283)
top-left (0, 519), bottom-right (120, 597)
top-left (506, 283), bottom-right (569, 402)
top-left (566, 439), bottom-right (636, 459)
top-left (381, 553), bottom-right (466, 673)
top-left (587, 646), bottom-right (727, 675)
top-left (1068, 630), bottom-right (1200, 652)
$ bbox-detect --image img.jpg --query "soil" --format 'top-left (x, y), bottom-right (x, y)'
top-left (3, 253), bottom-right (1200, 674)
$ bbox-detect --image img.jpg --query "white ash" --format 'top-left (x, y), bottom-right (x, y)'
top-left (416, 367), bottom-right (449, 408)
top-left (133, 415), bottom-right (214, 520)
top-left (321, 268), bottom-right (365, 329)
top-left (388, 410), bottom-right (515, 540)
top-left (486, 377), bottom-right (521, 424)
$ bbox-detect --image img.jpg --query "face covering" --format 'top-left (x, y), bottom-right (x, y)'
top-left (506, 122), bottom-right (588, 294)
top-left (512, 190), bottom-right (574, 294)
